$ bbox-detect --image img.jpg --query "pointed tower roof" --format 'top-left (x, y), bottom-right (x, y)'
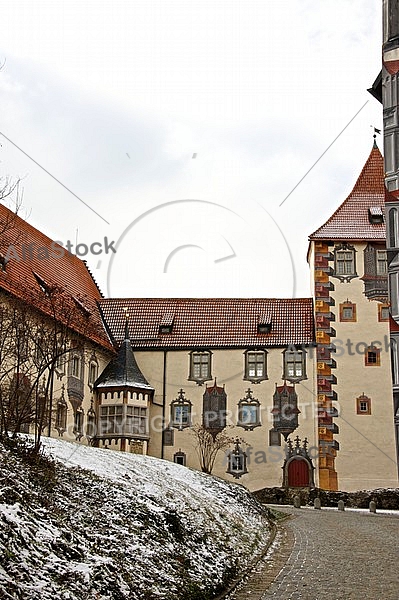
top-left (309, 144), bottom-right (386, 240)
top-left (94, 321), bottom-right (154, 390)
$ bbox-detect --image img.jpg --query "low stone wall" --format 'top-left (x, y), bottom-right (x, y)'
top-left (252, 486), bottom-right (399, 510)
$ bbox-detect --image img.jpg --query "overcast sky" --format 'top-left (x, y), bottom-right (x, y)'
top-left (0, 0), bottom-right (382, 299)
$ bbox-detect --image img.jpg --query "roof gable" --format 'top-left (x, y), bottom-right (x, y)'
top-left (309, 144), bottom-right (386, 241)
top-left (0, 204), bottom-right (113, 351)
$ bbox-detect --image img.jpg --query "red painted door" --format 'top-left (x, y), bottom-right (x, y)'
top-left (288, 458), bottom-right (309, 487)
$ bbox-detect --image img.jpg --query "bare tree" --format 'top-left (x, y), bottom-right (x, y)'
top-left (191, 424), bottom-right (235, 474)
top-left (0, 284), bottom-right (94, 453)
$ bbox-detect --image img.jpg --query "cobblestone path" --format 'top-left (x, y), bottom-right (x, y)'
top-left (226, 506), bottom-right (399, 600)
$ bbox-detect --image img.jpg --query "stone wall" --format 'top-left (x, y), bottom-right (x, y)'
top-left (253, 487), bottom-right (399, 509)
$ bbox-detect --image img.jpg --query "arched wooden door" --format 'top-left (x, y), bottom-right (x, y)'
top-left (287, 458), bottom-right (309, 487)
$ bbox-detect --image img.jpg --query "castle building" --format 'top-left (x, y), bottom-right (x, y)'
top-left (308, 143), bottom-right (397, 490)
top-left (0, 145), bottom-right (398, 491)
top-left (381, 0), bottom-right (399, 473)
top-left (97, 297), bottom-right (317, 491)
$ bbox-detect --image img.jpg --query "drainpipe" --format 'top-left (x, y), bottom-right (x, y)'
top-left (161, 350), bottom-right (167, 459)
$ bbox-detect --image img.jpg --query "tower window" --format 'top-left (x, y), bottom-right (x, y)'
top-left (378, 304), bottom-right (390, 321)
top-left (365, 346), bottom-right (381, 366)
top-left (356, 394), bottom-right (371, 415)
top-left (339, 301), bottom-right (356, 322)
top-left (333, 244), bottom-right (357, 282)
top-left (336, 251), bottom-right (355, 275)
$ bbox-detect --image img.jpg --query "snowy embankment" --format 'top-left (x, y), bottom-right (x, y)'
top-left (0, 437), bottom-right (272, 600)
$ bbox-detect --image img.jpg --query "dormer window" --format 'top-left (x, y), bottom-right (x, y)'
top-left (159, 311), bottom-right (175, 334)
top-left (0, 254), bottom-right (7, 272)
top-left (73, 297), bottom-right (91, 317)
top-left (368, 206), bottom-right (384, 224)
top-left (33, 272), bottom-right (51, 295)
top-left (257, 311), bottom-right (272, 334)
top-left (159, 325), bottom-right (173, 334)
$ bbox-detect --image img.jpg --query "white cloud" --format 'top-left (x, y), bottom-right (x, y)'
top-left (0, 0), bottom-right (383, 298)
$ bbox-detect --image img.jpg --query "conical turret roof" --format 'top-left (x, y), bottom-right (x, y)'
top-left (94, 321), bottom-right (154, 390)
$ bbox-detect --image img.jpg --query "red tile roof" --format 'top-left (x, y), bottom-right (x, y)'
top-left (99, 298), bottom-right (315, 349)
top-left (309, 144), bottom-right (386, 240)
top-left (0, 204), bottom-right (114, 352)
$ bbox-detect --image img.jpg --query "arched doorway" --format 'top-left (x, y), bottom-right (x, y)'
top-left (282, 437), bottom-right (315, 488)
top-left (287, 457), bottom-right (309, 487)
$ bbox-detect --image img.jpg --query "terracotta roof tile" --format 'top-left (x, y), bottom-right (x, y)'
top-left (99, 298), bottom-right (315, 349)
top-left (0, 204), bottom-right (114, 352)
top-left (309, 144), bottom-right (386, 240)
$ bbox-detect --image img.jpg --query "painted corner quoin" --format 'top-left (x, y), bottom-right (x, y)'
top-left (309, 144), bottom-right (397, 491)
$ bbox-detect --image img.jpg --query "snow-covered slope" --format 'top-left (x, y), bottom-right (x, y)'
top-left (0, 437), bottom-right (272, 600)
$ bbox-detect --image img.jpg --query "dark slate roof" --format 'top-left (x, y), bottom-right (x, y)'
top-left (95, 323), bottom-right (154, 390)
top-left (309, 144), bottom-right (386, 241)
top-left (99, 298), bottom-right (315, 349)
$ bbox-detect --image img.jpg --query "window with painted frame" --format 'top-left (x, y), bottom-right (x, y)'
top-left (339, 301), bottom-right (356, 322)
top-left (283, 348), bottom-right (306, 381)
top-left (378, 304), bottom-right (390, 322)
top-left (333, 244), bottom-right (357, 281)
top-left (173, 451), bottom-right (186, 466)
top-left (244, 350), bottom-right (267, 382)
top-left (365, 346), bottom-right (381, 366)
top-left (189, 351), bottom-right (212, 384)
top-left (356, 394), bottom-right (371, 415)
top-left (237, 389), bottom-right (261, 430)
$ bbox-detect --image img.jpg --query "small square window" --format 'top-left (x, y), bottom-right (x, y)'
top-left (356, 394), bottom-right (371, 415)
top-left (378, 304), bottom-right (390, 321)
top-left (269, 429), bottom-right (281, 446)
top-left (173, 451), bottom-right (186, 466)
top-left (365, 346), bottom-right (380, 366)
top-left (226, 441), bottom-right (248, 479)
top-left (339, 302), bottom-right (356, 322)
